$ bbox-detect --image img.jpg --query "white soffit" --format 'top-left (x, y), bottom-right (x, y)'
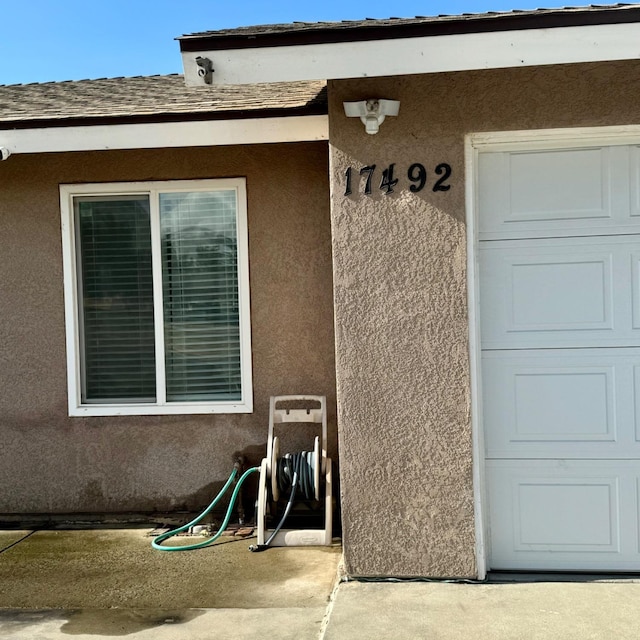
top-left (0, 115), bottom-right (328, 155)
top-left (182, 23), bottom-right (640, 85)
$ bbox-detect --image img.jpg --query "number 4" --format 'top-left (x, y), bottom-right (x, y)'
top-left (380, 164), bottom-right (399, 195)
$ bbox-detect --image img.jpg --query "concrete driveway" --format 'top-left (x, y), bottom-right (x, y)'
top-left (323, 579), bottom-right (640, 640)
top-left (0, 528), bottom-right (341, 638)
top-left (2, 529), bottom-right (640, 639)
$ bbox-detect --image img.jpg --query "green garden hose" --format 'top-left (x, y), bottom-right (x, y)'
top-left (152, 466), bottom-right (259, 552)
top-left (152, 450), bottom-right (318, 552)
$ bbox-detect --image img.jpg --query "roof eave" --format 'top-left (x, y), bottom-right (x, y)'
top-left (180, 19), bottom-right (640, 86)
top-left (0, 114), bottom-right (328, 156)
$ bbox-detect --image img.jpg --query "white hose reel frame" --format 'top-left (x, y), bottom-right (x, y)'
top-left (257, 395), bottom-right (333, 547)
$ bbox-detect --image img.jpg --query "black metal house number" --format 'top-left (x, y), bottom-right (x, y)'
top-left (344, 162), bottom-right (452, 196)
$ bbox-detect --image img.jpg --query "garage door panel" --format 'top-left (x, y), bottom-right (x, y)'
top-left (631, 251), bottom-right (640, 329)
top-left (629, 146), bottom-right (640, 217)
top-left (634, 366), bottom-right (640, 444)
top-left (508, 148), bottom-right (609, 220)
top-left (509, 370), bottom-right (611, 441)
top-left (487, 460), bottom-right (640, 570)
top-left (480, 236), bottom-right (640, 349)
top-left (483, 351), bottom-right (628, 458)
top-left (478, 145), bottom-right (634, 240)
top-left (508, 257), bottom-right (610, 329)
top-left (514, 480), bottom-right (617, 550)
top-left (482, 349), bottom-right (640, 458)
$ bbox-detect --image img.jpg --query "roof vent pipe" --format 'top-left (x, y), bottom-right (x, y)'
top-left (0, 147), bottom-right (11, 161)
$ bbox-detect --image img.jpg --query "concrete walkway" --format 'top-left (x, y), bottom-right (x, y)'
top-left (2, 529), bottom-right (640, 639)
top-left (322, 580), bottom-right (640, 640)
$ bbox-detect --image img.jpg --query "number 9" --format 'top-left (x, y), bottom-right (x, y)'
top-left (407, 163), bottom-right (426, 193)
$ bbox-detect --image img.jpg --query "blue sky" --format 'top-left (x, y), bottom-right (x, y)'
top-left (1, 0), bottom-right (573, 85)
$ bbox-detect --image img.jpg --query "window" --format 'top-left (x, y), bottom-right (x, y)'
top-left (60, 179), bottom-right (252, 416)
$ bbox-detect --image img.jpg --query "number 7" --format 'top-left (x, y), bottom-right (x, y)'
top-left (359, 165), bottom-right (376, 195)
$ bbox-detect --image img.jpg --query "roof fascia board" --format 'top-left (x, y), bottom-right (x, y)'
top-left (0, 115), bottom-right (328, 155)
top-left (182, 22), bottom-right (640, 85)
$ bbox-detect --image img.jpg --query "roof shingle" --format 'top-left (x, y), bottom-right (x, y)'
top-left (0, 75), bottom-right (327, 128)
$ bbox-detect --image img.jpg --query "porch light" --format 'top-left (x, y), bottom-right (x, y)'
top-left (343, 99), bottom-right (400, 135)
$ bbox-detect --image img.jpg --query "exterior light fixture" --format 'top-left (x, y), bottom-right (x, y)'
top-left (343, 99), bottom-right (400, 134)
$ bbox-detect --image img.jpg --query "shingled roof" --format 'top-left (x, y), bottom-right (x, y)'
top-left (179, 4), bottom-right (640, 50)
top-left (0, 74), bottom-right (327, 129)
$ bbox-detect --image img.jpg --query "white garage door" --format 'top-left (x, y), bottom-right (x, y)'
top-left (479, 142), bottom-right (640, 571)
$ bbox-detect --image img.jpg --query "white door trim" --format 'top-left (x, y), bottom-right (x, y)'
top-left (465, 136), bottom-right (488, 580)
top-left (465, 123), bottom-right (640, 578)
top-left (470, 124), bottom-right (640, 152)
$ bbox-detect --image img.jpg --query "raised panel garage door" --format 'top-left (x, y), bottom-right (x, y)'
top-left (479, 142), bottom-right (640, 571)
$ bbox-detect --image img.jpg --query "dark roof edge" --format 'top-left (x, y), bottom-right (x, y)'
top-left (178, 6), bottom-right (640, 52)
top-left (0, 73), bottom-right (184, 90)
top-left (0, 103), bottom-right (328, 131)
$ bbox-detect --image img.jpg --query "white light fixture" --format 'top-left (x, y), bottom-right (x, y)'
top-left (343, 99), bottom-right (400, 135)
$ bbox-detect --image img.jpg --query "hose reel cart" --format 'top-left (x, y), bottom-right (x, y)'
top-left (256, 395), bottom-right (333, 547)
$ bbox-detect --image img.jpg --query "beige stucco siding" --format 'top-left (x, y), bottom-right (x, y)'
top-left (0, 141), bottom-right (335, 514)
top-left (329, 60), bottom-right (640, 578)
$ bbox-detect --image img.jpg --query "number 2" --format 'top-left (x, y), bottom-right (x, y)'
top-left (433, 163), bottom-right (451, 192)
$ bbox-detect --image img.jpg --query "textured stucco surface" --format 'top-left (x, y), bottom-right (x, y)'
top-left (328, 60), bottom-right (640, 577)
top-left (0, 142), bottom-right (336, 515)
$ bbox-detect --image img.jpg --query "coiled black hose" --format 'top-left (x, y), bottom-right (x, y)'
top-left (277, 452), bottom-right (316, 501)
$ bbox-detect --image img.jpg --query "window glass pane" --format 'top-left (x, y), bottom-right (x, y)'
top-left (160, 191), bottom-right (241, 402)
top-left (75, 196), bottom-right (156, 402)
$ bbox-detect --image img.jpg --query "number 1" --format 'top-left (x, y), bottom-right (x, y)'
top-left (344, 167), bottom-right (353, 196)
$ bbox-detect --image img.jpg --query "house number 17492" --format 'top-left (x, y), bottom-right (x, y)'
top-left (344, 162), bottom-right (452, 196)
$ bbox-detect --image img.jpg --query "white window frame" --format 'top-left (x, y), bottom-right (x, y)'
top-left (60, 178), bottom-right (253, 416)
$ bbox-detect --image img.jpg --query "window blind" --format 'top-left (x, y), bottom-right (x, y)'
top-left (160, 191), bottom-right (241, 402)
top-left (75, 196), bottom-right (156, 403)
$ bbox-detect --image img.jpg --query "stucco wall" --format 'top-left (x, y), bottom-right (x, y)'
top-left (329, 60), bottom-right (640, 577)
top-left (0, 141), bottom-right (336, 515)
